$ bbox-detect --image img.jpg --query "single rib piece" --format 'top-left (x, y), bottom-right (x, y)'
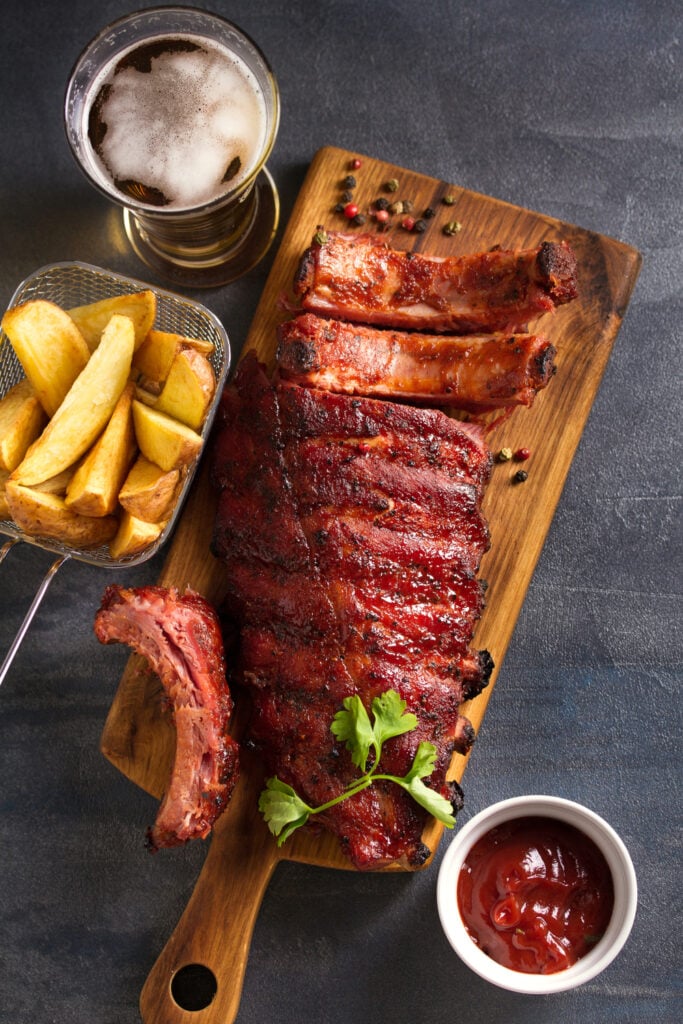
top-left (294, 232), bottom-right (577, 333)
top-left (94, 584), bottom-right (239, 850)
top-left (210, 352), bottom-right (493, 870)
top-left (277, 312), bottom-right (556, 411)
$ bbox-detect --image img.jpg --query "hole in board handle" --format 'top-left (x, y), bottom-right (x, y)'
top-left (171, 963), bottom-right (218, 1011)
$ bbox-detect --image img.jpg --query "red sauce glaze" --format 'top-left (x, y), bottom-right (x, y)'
top-left (457, 816), bottom-right (615, 974)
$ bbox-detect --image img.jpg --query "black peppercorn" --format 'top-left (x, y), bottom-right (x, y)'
top-left (413, 218), bottom-right (427, 233)
top-left (341, 189), bottom-right (353, 203)
top-left (352, 213), bottom-right (367, 226)
top-left (343, 174), bottom-right (357, 189)
top-left (423, 207), bottom-right (435, 218)
top-left (374, 197), bottom-right (389, 211)
top-left (513, 470), bottom-right (528, 483)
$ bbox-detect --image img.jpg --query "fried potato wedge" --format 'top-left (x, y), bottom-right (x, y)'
top-left (153, 347), bottom-right (216, 430)
top-left (11, 314), bottom-right (135, 486)
top-left (68, 291), bottom-right (156, 353)
top-left (0, 468), bottom-right (10, 519)
top-left (5, 482), bottom-right (118, 548)
top-left (32, 467), bottom-right (75, 496)
top-left (0, 378), bottom-right (47, 471)
top-left (109, 510), bottom-right (165, 559)
top-left (119, 455), bottom-right (181, 523)
top-left (1, 300), bottom-right (90, 416)
top-left (132, 401), bottom-right (203, 472)
top-left (65, 382), bottom-right (136, 517)
top-left (133, 329), bottom-right (214, 381)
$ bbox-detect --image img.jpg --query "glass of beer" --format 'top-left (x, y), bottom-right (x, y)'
top-left (64, 7), bottom-right (280, 288)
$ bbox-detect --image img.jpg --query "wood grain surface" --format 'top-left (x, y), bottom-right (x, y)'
top-left (99, 146), bottom-right (641, 1024)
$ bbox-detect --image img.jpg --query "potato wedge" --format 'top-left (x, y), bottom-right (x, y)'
top-left (65, 382), bottom-right (136, 517)
top-left (119, 456), bottom-right (181, 523)
top-left (68, 291), bottom-right (156, 352)
top-left (153, 347), bottom-right (216, 430)
top-left (32, 467), bottom-right (75, 496)
top-left (1, 299), bottom-right (90, 416)
top-left (132, 401), bottom-right (203, 472)
top-left (11, 314), bottom-right (135, 486)
top-left (0, 468), bottom-right (10, 519)
top-left (0, 378), bottom-right (47, 471)
top-left (5, 481), bottom-right (118, 548)
top-left (132, 329), bottom-right (214, 380)
top-left (109, 510), bottom-right (165, 559)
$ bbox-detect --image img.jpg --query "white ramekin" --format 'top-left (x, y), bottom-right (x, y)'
top-left (436, 795), bottom-right (637, 994)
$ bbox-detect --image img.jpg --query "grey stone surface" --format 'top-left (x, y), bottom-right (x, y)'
top-left (0, 2), bottom-right (680, 1022)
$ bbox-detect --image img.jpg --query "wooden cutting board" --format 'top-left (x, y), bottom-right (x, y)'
top-left (100, 145), bottom-right (641, 1023)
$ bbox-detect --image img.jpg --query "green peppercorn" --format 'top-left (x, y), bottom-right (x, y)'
top-left (402, 199), bottom-right (414, 213)
top-left (443, 220), bottom-right (462, 236)
top-left (385, 178), bottom-right (400, 192)
top-left (442, 194), bottom-right (457, 205)
top-left (388, 200), bottom-right (404, 215)
top-left (497, 447), bottom-right (513, 462)
top-left (314, 229), bottom-right (329, 245)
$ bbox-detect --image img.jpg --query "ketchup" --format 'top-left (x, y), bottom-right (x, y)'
top-left (457, 816), bottom-right (614, 974)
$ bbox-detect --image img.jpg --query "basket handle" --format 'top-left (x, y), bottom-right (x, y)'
top-left (0, 547), bottom-right (70, 687)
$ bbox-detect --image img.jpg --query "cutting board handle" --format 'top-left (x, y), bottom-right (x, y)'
top-left (140, 769), bottom-right (278, 1024)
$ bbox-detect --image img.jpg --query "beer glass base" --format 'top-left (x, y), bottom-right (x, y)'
top-left (122, 168), bottom-right (280, 289)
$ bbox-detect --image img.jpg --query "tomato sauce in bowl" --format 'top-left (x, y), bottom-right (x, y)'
top-left (456, 816), bottom-right (614, 974)
top-left (436, 796), bottom-right (637, 993)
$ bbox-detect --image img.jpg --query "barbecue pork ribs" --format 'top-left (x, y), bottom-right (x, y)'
top-left (294, 232), bottom-right (578, 334)
top-left (210, 352), bottom-right (494, 870)
top-left (94, 585), bottom-right (240, 850)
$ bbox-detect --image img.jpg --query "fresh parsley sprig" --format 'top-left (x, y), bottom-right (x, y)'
top-left (258, 689), bottom-right (456, 846)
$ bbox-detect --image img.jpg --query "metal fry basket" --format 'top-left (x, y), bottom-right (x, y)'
top-left (0, 261), bottom-right (231, 684)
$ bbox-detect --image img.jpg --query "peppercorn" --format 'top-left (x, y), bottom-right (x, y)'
top-left (343, 174), bottom-right (357, 189)
top-left (343, 202), bottom-right (359, 219)
top-left (374, 197), bottom-right (389, 211)
top-left (443, 220), bottom-right (462, 236)
top-left (352, 213), bottom-right (367, 226)
top-left (401, 216), bottom-right (416, 231)
top-left (388, 200), bottom-right (404, 215)
top-left (341, 189), bottom-right (353, 203)
top-left (423, 207), bottom-right (435, 219)
top-left (497, 448), bottom-right (513, 462)
top-left (385, 178), bottom-right (399, 192)
top-left (442, 194), bottom-right (457, 205)
top-left (413, 218), bottom-right (427, 233)
top-left (334, 202), bottom-right (345, 213)
top-left (313, 229), bottom-right (329, 245)
top-left (350, 158), bottom-right (362, 170)
top-left (513, 470), bottom-right (528, 483)
top-left (514, 447), bottom-right (531, 461)
top-left (402, 199), bottom-right (414, 213)
top-left (374, 209), bottom-right (390, 223)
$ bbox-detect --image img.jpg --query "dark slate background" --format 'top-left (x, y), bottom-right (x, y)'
top-left (0, 2), bottom-right (680, 1022)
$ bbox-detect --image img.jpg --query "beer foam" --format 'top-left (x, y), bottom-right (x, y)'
top-left (88, 37), bottom-right (267, 210)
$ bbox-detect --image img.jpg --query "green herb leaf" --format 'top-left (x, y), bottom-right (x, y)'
top-left (331, 694), bottom-right (375, 770)
top-left (390, 741), bottom-right (456, 828)
top-left (258, 777), bottom-right (313, 846)
top-left (370, 689), bottom-right (418, 749)
top-left (259, 691), bottom-right (457, 845)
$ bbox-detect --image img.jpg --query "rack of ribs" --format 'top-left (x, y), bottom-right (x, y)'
top-left (277, 312), bottom-right (557, 411)
top-left (210, 351), bottom-right (494, 870)
top-left (94, 585), bottom-right (240, 850)
top-left (294, 231), bottom-right (578, 334)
